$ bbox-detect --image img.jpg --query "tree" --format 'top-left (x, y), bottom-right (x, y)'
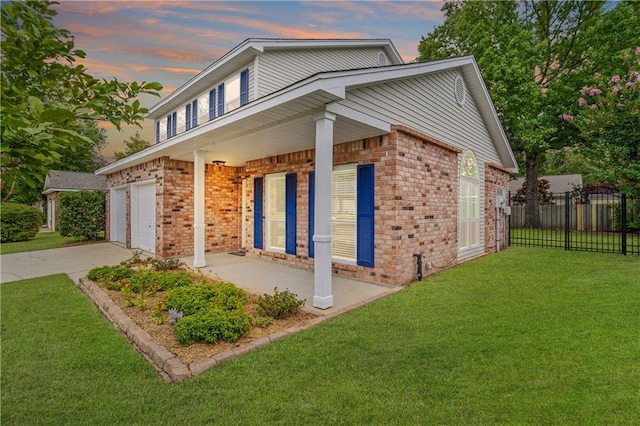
top-left (418, 0), bottom-right (604, 227)
top-left (0, 1), bottom-right (162, 201)
top-left (564, 46), bottom-right (640, 195)
top-left (114, 131), bottom-right (152, 160)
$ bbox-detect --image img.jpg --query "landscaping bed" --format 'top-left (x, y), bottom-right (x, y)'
top-left (85, 253), bottom-right (317, 370)
top-left (101, 283), bottom-right (316, 365)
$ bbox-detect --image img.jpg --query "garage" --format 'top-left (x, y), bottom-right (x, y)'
top-left (110, 187), bottom-right (127, 244)
top-left (131, 181), bottom-right (156, 253)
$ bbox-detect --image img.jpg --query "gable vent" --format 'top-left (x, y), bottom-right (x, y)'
top-left (454, 74), bottom-right (466, 106)
top-left (378, 52), bottom-right (387, 66)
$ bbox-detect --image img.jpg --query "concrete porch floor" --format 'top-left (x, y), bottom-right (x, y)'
top-left (180, 252), bottom-right (401, 316)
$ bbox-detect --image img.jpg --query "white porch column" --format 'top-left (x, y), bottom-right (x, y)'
top-left (312, 111), bottom-right (336, 309)
top-left (193, 150), bottom-right (206, 268)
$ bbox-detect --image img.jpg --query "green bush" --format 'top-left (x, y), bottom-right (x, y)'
top-left (165, 283), bottom-right (247, 316)
top-left (173, 309), bottom-right (252, 346)
top-left (87, 265), bottom-right (134, 290)
top-left (151, 258), bottom-right (185, 271)
top-left (256, 287), bottom-right (305, 320)
top-left (128, 270), bottom-right (192, 293)
top-left (58, 191), bottom-right (105, 240)
top-left (0, 202), bottom-right (42, 242)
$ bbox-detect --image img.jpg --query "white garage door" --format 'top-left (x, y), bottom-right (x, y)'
top-left (110, 187), bottom-right (127, 244)
top-left (133, 182), bottom-right (156, 253)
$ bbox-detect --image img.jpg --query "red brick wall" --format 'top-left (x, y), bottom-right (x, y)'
top-left (484, 163), bottom-right (511, 252)
top-left (106, 157), bottom-right (242, 257)
top-left (105, 127), bottom-right (509, 286)
top-left (243, 126), bottom-right (462, 286)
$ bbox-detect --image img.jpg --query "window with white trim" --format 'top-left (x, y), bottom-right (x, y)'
top-left (225, 74), bottom-right (241, 112)
top-left (459, 150), bottom-right (480, 250)
top-left (331, 165), bottom-right (357, 262)
top-left (266, 173), bottom-right (286, 252)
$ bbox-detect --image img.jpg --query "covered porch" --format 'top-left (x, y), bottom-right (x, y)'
top-left (179, 252), bottom-right (399, 315)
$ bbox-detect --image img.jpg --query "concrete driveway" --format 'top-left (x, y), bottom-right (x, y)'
top-left (0, 242), bottom-right (133, 284)
top-left (1, 243), bottom-right (399, 314)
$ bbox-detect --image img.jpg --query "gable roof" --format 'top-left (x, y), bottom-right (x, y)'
top-left (43, 170), bottom-right (106, 194)
top-left (98, 52), bottom-right (518, 176)
top-left (509, 174), bottom-right (583, 194)
top-left (148, 38), bottom-right (404, 118)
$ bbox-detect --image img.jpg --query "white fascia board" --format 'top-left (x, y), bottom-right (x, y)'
top-left (255, 38), bottom-right (403, 64)
top-left (326, 103), bottom-right (391, 133)
top-left (147, 38), bottom-right (401, 118)
top-left (97, 78), bottom-right (347, 176)
top-left (147, 42), bottom-right (263, 117)
top-left (463, 60), bottom-right (518, 172)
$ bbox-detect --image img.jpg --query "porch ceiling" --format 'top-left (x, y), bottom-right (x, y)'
top-left (144, 93), bottom-right (389, 168)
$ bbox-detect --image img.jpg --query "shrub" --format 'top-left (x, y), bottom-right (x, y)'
top-left (128, 270), bottom-right (192, 293)
top-left (58, 191), bottom-right (105, 240)
top-left (252, 316), bottom-right (273, 328)
top-left (87, 265), bottom-right (133, 290)
top-left (166, 283), bottom-right (247, 316)
top-left (256, 287), bottom-right (305, 320)
top-left (166, 285), bottom-right (219, 316)
top-left (0, 202), bottom-right (41, 242)
top-left (173, 309), bottom-right (252, 346)
top-left (151, 258), bottom-right (185, 271)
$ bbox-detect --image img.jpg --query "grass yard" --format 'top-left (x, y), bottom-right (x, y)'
top-left (0, 232), bottom-right (94, 255)
top-left (2, 248), bottom-right (639, 424)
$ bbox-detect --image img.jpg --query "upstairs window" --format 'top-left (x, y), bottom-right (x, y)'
top-left (185, 99), bottom-right (198, 130)
top-left (218, 69), bottom-right (249, 116)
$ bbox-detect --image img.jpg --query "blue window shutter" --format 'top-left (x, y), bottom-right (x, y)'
top-left (240, 69), bottom-right (249, 106)
top-left (185, 104), bottom-right (191, 130)
top-left (308, 171), bottom-right (314, 258)
top-left (209, 89), bottom-right (216, 120)
top-left (192, 99), bottom-right (198, 127)
top-left (171, 112), bottom-right (177, 137)
top-left (217, 83), bottom-right (225, 115)
top-left (254, 177), bottom-right (263, 249)
top-left (155, 121), bottom-right (160, 144)
top-left (166, 114), bottom-right (172, 138)
top-left (357, 164), bottom-right (375, 267)
top-left (285, 173), bottom-right (297, 255)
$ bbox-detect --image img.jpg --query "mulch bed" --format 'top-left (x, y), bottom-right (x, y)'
top-left (99, 284), bottom-right (317, 365)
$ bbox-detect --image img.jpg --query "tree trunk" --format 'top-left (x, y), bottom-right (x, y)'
top-left (525, 153), bottom-right (541, 228)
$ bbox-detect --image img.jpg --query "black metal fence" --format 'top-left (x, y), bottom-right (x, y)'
top-left (509, 189), bottom-right (640, 255)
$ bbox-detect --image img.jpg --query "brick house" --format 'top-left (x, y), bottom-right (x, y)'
top-left (96, 39), bottom-right (518, 308)
top-left (42, 170), bottom-right (106, 231)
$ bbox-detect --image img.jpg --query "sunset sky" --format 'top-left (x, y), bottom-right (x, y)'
top-left (51, 1), bottom-right (446, 159)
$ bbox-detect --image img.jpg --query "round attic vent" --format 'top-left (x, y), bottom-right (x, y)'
top-left (454, 74), bottom-right (466, 106)
top-left (378, 51), bottom-right (387, 66)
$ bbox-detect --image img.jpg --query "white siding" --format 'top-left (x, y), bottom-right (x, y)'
top-left (155, 62), bottom-right (254, 142)
top-left (339, 70), bottom-right (502, 166)
top-left (257, 48), bottom-right (388, 98)
top-left (340, 70), bottom-right (503, 261)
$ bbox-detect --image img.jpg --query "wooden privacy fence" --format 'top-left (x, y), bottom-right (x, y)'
top-left (509, 189), bottom-right (639, 255)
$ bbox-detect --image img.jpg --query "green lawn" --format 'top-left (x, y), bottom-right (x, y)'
top-left (2, 248), bottom-right (639, 424)
top-left (0, 232), bottom-right (93, 255)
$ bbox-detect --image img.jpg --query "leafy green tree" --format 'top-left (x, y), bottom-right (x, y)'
top-left (0, 1), bottom-right (162, 201)
top-left (113, 131), bottom-right (152, 160)
top-left (564, 47), bottom-right (640, 195)
top-left (418, 0), bottom-right (603, 227)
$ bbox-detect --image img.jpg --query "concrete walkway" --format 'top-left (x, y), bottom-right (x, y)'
top-left (1, 243), bottom-right (398, 314)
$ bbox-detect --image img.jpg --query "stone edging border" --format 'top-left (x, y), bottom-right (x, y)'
top-left (76, 277), bottom-right (402, 382)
